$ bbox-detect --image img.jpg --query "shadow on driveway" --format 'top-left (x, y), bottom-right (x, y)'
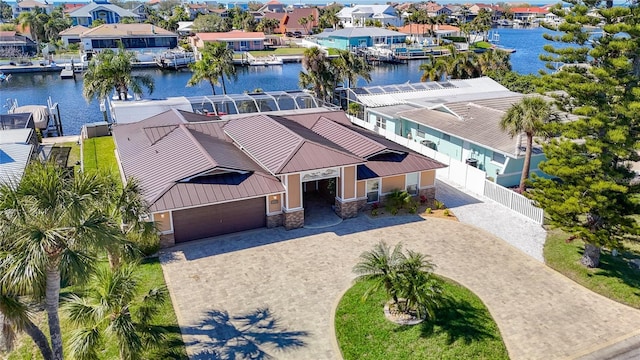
top-left (185, 307), bottom-right (310, 360)
top-left (436, 181), bottom-right (482, 209)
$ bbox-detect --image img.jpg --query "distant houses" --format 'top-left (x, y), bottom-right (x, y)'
top-left (191, 30), bottom-right (266, 53)
top-left (337, 5), bottom-right (403, 28)
top-left (0, 31), bottom-right (38, 56)
top-left (313, 28), bottom-right (407, 51)
top-left (12, 0), bottom-right (53, 19)
top-left (80, 24), bottom-right (177, 53)
top-left (67, 0), bottom-right (139, 27)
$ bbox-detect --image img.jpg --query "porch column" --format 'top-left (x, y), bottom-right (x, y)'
top-left (283, 173), bottom-right (304, 229)
top-left (335, 165), bottom-right (359, 219)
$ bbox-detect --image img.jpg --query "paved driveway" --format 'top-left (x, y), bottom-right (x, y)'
top-left (160, 215), bottom-right (640, 360)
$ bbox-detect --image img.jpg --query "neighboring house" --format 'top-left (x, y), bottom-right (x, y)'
top-left (426, 4), bottom-right (453, 17)
top-left (128, 4), bottom-right (147, 21)
top-left (396, 23), bottom-right (460, 41)
top-left (112, 108), bottom-right (445, 245)
top-left (258, 0), bottom-right (286, 13)
top-left (81, 24), bottom-right (177, 53)
top-left (191, 30), bottom-right (265, 52)
top-left (176, 21), bottom-right (194, 36)
top-left (337, 5), bottom-right (403, 28)
top-left (68, 0), bottom-right (140, 27)
top-left (59, 25), bottom-right (89, 46)
top-left (0, 31), bottom-right (37, 56)
top-left (227, 2), bottom-right (249, 10)
top-left (313, 27), bottom-right (407, 50)
top-left (264, 8), bottom-right (319, 34)
top-left (184, 3), bottom-right (211, 20)
top-left (12, 0), bottom-right (53, 19)
top-left (348, 77), bottom-right (549, 187)
top-left (510, 7), bottom-right (548, 22)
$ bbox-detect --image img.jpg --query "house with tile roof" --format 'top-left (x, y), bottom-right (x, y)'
top-left (510, 7), bottom-right (548, 22)
top-left (346, 77), bottom-right (554, 187)
top-left (0, 31), bottom-right (37, 56)
top-left (12, 0), bottom-right (53, 19)
top-left (80, 23), bottom-right (177, 53)
top-left (59, 25), bottom-right (89, 46)
top-left (312, 27), bottom-right (407, 50)
top-left (67, 0), bottom-right (139, 27)
top-left (262, 8), bottom-right (319, 35)
top-left (112, 108), bottom-right (445, 245)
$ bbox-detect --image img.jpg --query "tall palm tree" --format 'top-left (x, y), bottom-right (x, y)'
top-left (65, 264), bottom-right (167, 360)
top-left (353, 241), bottom-right (406, 303)
top-left (299, 47), bottom-right (335, 102)
top-left (18, 8), bottom-right (46, 50)
top-left (0, 163), bottom-right (127, 360)
top-left (334, 49), bottom-right (372, 88)
top-left (500, 96), bottom-right (556, 193)
top-left (83, 48), bottom-right (155, 102)
top-left (188, 42), bottom-right (236, 95)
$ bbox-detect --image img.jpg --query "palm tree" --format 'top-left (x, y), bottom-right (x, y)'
top-left (299, 47), bottom-right (335, 102)
top-left (353, 241), bottom-right (406, 303)
top-left (298, 16), bottom-right (309, 34)
top-left (65, 264), bottom-right (167, 360)
top-left (500, 96), bottom-right (556, 193)
top-left (0, 162), bottom-right (127, 360)
top-left (420, 55), bottom-right (446, 82)
top-left (18, 8), bottom-right (46, 50)
top-left (83, 48), bottom-right (155, 102)
top-left (396, 250), bottom-right (442, 320)
top-left (188, 42), bottom-right (236, 95)
top-left (334, 49), bottom-right (372, 88)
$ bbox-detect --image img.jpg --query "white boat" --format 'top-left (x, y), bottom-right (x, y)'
top-left (156, 50), bottom-right (195, 69)
top-left (60, 65), bottom-right (74, 79)
top-left (0, 72), bottom-right (10, 82)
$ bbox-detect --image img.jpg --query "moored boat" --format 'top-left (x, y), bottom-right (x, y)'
top-left (156, 50), bottom-right (195, 69)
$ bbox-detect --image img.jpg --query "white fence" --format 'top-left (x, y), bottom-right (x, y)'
top-left (348, 115), bottom-right (545, 224)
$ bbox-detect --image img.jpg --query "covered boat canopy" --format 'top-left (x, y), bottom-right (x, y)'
top-left (12, 105), bottom-right (49, 130)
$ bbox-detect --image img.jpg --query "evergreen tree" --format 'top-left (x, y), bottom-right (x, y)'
top-left (529, 0), bottom-right (640, 267)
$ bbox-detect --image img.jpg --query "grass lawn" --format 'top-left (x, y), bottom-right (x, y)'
top-left (544, 229), bottom-right (640, 309)
top-left (56, 141), bottom-right (81, 170)
top-left (335, 277), bottom-right (508, 360)
top-left (8, 258), bottom-right (187, 360)
top-left (248, 47), bottom-right (306, 56)
top-left (82, 136), bottom-right (119, 175)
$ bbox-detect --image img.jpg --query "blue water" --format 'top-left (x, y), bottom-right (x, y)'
top-left (0, 27), bottom-right (558, 135)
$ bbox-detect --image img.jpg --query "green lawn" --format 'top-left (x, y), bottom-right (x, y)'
top-left (335, 277), bottom-right (508, 360)
top-left (82, 136), bottom-right (119, 176)
top-left (544, 229), bottom-right (640, 309)
top-left (248, 47), bottom-right (306, 56)
top-left (8, 258), bottom-right (187, 360)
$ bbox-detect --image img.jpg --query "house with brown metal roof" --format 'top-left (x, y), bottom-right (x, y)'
top-left (191, 30), bottom-right (266, 52)
top-left (112, 109), bottom-right (445, 246)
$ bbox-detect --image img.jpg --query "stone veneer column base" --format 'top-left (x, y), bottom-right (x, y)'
top-left (335, 198), bottom-right (360, 219)
top-left (283, 209), bottom-right (304, 230)
top-left (267, 213), bottom-right (283, 228)
top-left (419, 187), bottom-right (437, 207)
top-left (159, 233), bottom-right (175, 248)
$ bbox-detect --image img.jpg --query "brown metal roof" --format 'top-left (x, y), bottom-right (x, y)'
top-left (310, 117), bottom-right (385, 157)
top-left (361, 153), bottom-right (445, 179)
top-left (224, 114), bottom-right (363, 174)
top-left (112, 110), bottom-right (284, 212)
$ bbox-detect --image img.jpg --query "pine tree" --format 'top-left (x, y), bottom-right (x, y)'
top-left (529, 0), bottom-right (640, 267)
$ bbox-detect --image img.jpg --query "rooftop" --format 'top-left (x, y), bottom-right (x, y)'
top-left (81, 23), bottom-right (175, 38)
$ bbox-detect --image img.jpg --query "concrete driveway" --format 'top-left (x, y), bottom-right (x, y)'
top-left (160, 215), bottom-right (640, 360)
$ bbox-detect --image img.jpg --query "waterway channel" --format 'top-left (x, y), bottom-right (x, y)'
top-left (0, 27), bottom-right (560, 135)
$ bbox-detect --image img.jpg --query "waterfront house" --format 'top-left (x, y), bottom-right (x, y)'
top-left (12, 0), bottom-right (53, 19)
top-left (337, 5), bottom-right (403, 28)
top-left (0, 31), bottom-right (37, 56)
top-left (227, 2), bottom-right (249, 11)
top-left (510, 7), bottom-right (548, 23)
top-left (346, 77), bottom-right (550, 187)
top-left (262, 8), bottom-right (320, 35)
top-left (258, 0), bottom-right (286, 14)
top-left (191, 30), bottom-right (266, 52)
top-left (68, 0), bottom-right (139, 27)
top-left (112, 108), bottom-right (445, 246)
top-left (312, 27), bottom-right (407, 50)
top-left (59, 25), bottom-right (89, 47)
top-left (80, 23), bottom-right (177, 54)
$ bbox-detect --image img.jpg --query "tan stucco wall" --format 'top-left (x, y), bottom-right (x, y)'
top-left (268, 193), bottom-right (282, 213)
top-left (382, 174), bottom-right (405, 193)
top-left (154, 211), bottom-right (171, 232)
top-left (420, 170), bottom-right (435, 187)
top-left (357, 180), bottom-right (365, 198)
top-left (342, 166), bottom-right (356, 199)
top-left (287, 174), bottom-right (301, 208)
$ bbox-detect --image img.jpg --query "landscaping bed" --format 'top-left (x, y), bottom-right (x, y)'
top-left (544, 229), bottom-right (640, 309)
top-left (335, 277), bottom-right (508, 360)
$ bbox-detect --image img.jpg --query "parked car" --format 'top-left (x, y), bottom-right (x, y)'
top-left (293, 31), bottom-right (303, 38)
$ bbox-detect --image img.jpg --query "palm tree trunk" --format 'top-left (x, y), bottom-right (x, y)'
top-left (0, 312), bottom-right (13, 352)
top-left (581, 243), bottom-right (601, 268)
top-left (107, 251), bottom-right (121, 269)
top-left (23, 318), bottom-right (54, 360)
top-left (221, 75), bottom-right (227, 95)
top-left (209, 80), bottom-right (216, 95)
top-left (45, 267), bottom-right (63, 360)
top-left (519, 134), bottom-right (533, 193)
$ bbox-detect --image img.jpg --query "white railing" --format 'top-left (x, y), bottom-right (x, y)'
top-left (347, 114), bottom-right (545, 224)
top-left (484, 180), bottom-right (544, 223)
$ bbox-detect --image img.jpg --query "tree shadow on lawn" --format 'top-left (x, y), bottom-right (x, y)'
top-left (581, 248), bottom-right (640, 298)
top-left (184, 307), bottom-right (310, 360)
top-left (418, 297), bottom-right (499, 345)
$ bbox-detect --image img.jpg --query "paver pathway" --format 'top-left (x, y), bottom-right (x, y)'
top-left (161, 216), bottom-right (640, 360)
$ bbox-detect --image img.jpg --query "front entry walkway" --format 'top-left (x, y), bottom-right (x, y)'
top-left (160, 216), bottom-right (640, 360)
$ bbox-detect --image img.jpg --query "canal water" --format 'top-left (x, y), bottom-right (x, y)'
top-left (0, 27), bottom-right (560, 135)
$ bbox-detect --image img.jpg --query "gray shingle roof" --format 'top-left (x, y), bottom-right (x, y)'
top-left (68, 3), bottom-right (139, 18)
